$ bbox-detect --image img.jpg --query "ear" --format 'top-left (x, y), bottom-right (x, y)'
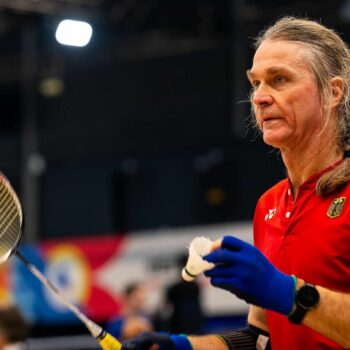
top-left (331, 76), bottom-right (345, 107)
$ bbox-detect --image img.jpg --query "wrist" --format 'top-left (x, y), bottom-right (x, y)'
top-left (288, 279), bottom-right (320, 324)
top-left (170, 334), bottom-right (193, 350)
top-left (287, 277), bottom-right (304, 316)
top-left (285, 275), bottom-right (298, 316)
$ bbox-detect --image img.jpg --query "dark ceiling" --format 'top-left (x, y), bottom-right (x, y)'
top-left (0, 0), bottom-right (348, 239)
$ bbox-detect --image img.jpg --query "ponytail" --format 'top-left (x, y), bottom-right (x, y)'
top-left (316, 157), bottom-right (350, 197)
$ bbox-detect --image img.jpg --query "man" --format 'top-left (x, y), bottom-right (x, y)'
top-left (106, 282), bottom-right (154, 341)
top-left (121, 16), bottom-right (350, 349)
top-left (164, 254), bottom-right (204, 335)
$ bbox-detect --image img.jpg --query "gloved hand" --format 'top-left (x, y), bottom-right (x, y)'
top-left (121, 332), bottom-right (192, 350)
top-left (121, 332), bottom-right (175, 350)
top-left (204, 235), bottom-right (296, 315)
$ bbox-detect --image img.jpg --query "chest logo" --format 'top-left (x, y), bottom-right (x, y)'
top-left (264, 208), bottom-right (276, 221)
top-left (327, 197), bottom-right (346, 219)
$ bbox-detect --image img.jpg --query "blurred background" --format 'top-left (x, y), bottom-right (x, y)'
top-left (0, 0), bottom-right (348, 348)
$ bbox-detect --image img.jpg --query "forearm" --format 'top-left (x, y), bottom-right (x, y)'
top-left (120, 321), bottom-right (269, 350)
top-left (187, 323), bottom-right (271, 350)
top-left (187, 335), bottom-right (227, 350)
top-left (301, 281), bottom-right (350, 348)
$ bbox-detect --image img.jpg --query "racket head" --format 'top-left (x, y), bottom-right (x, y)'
top-left (0, 173), bottom-right (24, 264)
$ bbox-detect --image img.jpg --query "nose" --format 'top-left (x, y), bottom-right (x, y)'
top-left (252, 85), bottom-right (274, 108)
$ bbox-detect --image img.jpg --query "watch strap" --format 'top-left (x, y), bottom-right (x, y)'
top-left (288, 283), bottom-right (319, 324)
top-left (288, 302), bottom-right (308, 324)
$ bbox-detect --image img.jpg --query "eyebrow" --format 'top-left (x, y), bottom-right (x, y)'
top-left (246, 66), bottom-right (295, 80)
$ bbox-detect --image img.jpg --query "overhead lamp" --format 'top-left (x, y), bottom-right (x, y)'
top-left (55, 19), bottom-right (93, 47)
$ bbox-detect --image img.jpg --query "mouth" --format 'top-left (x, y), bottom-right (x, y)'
top-left (262, 116), bottom-right (281, 123)
top-left (263, 116), bottom-right (280, 121)
top-left (260, 116), bottom-right (282, 129)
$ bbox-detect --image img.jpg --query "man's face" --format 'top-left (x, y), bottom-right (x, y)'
top-left (128, 286), bottom-right (147, 313)
top-left (247, 40), bottom-right (325, 152)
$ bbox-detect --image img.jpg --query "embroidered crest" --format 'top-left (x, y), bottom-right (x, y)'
top-left (327, 197), bottom-right (346, 218)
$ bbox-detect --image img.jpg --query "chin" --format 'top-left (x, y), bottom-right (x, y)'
top-left (262, 133), bottom-right (287, 149)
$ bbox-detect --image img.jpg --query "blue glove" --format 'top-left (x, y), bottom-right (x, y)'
top-left (121, 332), bottom-right (192, 350)
top-left (204, 235), bottom-right (296, 315)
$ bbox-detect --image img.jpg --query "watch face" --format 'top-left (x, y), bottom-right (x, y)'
top-left (297, 284), bottom-right (320, 309)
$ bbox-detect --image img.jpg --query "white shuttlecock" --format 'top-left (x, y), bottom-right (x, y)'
top-left (182, 236), bottom-right (215, 282)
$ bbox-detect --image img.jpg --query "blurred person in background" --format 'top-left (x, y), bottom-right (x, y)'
top-left (121, 16), bottom-right (350, 350)
top-left (163, 254), bottom-right (204, 335)
top-left (106, 282), bottom-right (154, 341)
top-left (0, 306), bottom-right (29, 350)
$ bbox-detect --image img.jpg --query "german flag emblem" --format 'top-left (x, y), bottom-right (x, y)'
top-left (327, 197), bottom-right (346, 218)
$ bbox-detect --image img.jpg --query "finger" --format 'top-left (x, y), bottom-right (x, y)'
top-left (203, 248), bottom-right (239, 264)
top-left (209, 276), bottom-right (240, 289)
top-left (221, 235), bottom-right (248, 251)
top-left (204, 265), bottom-right (238, 278)
top-left (210, 238), bottom-right (223, 251)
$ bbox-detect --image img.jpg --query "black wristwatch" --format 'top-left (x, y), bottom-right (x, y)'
top-left (288, 283), bottom-right (320, 324)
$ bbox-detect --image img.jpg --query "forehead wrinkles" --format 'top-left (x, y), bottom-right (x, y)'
top-left (250, 41), bottom-right (315, 78)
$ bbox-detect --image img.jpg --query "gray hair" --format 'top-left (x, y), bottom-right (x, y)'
top-left (253, 16), bottom-right (350, 197)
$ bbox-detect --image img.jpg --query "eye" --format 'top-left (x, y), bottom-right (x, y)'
top-left (251, 80), bottom-right (260, 89)
top-left (274, 75), bottom-right (286, 84)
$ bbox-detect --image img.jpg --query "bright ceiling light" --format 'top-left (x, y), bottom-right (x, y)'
top-left (55, 19), bottom-right (93, 47)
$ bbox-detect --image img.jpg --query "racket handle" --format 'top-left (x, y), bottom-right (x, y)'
top-left (98, 331), bottom-right (122, 350)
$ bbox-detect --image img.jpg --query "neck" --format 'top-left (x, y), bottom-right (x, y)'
top-left (281, 137), bottom-right (342, 199)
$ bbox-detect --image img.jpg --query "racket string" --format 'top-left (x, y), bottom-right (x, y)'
top-left (0, 179), bottom-right (22, 256)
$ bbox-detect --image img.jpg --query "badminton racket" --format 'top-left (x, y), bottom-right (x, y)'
top-left (0, 173), bottom-right (121, 350)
